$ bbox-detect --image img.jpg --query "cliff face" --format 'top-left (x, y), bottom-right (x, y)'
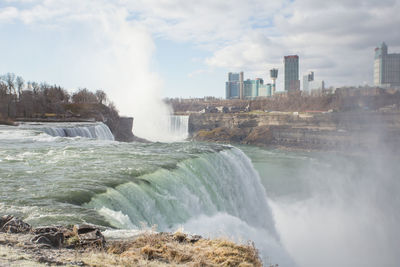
top-left (105, 116), bottom-right (150, 143)
top-left (109, 116), bottom-right (135, 142)
top-left (189, 111), bottom-right (400, 150)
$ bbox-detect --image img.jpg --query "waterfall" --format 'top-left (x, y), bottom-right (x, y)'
top-left (86, 147), bottom-right (293, 265)
top-left (167, 115), bottom-right (189, 141)
top-left (42, 123), bottom-right (114, 140)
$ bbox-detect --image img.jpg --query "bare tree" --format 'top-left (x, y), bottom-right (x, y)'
top-left (0, 81), bottom-right (8, 118)
top-left (4, 73), bottom-right (16, 95)
top-left (16, 76), bottom-right (25, 99)
top-left (0, 73), bottom-right (17, 117)
top-left (72, 88), bottom-right (97, 103)
top-left (31, 82), bottom-right (39, 95)
top-left (95, 90), bottom-right (107, 105)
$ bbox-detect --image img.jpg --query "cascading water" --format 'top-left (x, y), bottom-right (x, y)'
top-left (88, 147), bottom-right (273, 230)
top-left (167, 115), bottom-right (189, 141)
top-left (0, 124), bottom-right (293, 265)
top-left (86, 147), bottom-right (292, 265)
top-left (131, 115), bottom-right (189, 142)
top-left (42, 123), bottom-right (114, 140)
top-left (2, 121), bottom-right (399, 266)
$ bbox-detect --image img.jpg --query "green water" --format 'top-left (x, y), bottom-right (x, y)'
top-left (0, 124), bottom-right (230, 227)
top-left (1, 123), bottom-right (400, 266)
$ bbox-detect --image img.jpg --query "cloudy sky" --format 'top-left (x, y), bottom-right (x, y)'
top-left (1, 0), bottom-right (400, 102)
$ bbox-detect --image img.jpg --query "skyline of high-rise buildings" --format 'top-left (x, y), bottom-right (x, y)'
top-left (225, 42), bottom-right (399, 100)
top-left (226, 72), bottom-right (273, 100)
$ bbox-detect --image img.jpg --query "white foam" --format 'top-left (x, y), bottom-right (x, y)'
top-left (98, 207), bottom-right (136, 229)
top-left (179, 212), bottom-right (295, 267)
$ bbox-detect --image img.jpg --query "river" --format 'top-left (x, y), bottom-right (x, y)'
top-left (0, 121), bottom-right (399, 266)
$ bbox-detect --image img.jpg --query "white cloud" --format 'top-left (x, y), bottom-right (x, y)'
top-left (125, 0), bottom-right (287, 46)
top-left (202, 0), bottom-right (400, 87)
top-left (98, 0), bottom-right (400, 88)
top-left (0, 6), bottom-right (18, 21)
top-left (1, 0), bottom-right (399, 94)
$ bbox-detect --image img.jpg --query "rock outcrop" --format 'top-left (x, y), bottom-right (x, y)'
top-left (0, 215), bottom-right (31, 234)
top-left (189, 111), bottom-right (400, 150)
top-left (105, 116), bottom-right (150, 143)
top-left (0, 215), bottom-right (105, 250)
top-left (107, 116), bottom-right (135, 142)
top-left (72, 224), bottom-right (106, 248)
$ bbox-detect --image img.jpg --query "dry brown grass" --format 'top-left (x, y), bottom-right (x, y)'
top-left (1, 231), bottom-right (263, 267)
top-left (107, 232), bottom-right (263, 267)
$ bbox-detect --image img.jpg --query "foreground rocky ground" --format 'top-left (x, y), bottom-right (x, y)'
top-left (0, 215), bottom-right (263, 267)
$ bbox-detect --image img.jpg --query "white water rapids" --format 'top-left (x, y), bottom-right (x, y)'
top-left (1, 121), bottom-right (399, 266)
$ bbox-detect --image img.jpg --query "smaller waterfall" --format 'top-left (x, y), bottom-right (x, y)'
top-left (43, 123), bottom-right (114, 140)
top-left (167, 115), bottom-right (189, 141)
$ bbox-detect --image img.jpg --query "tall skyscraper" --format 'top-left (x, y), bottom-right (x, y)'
top-left (270, 68), bottom-right (278, 95)
top-left (374, 42), bottom-right (400, 87)
top-left (226, 72), bottom-right (244, 99)
top-left (284, 55), bottom-right (300, 92)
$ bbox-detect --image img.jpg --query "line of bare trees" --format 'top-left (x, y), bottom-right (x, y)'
top-left (0, 73), bottom-right (112, 119)
top-left (166, 87), bottom-right (400, 113)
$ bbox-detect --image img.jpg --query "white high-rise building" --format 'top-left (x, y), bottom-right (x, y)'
top-left (303, 71), bottom-right (314, 92)
top-left (303, 71), bottom-right (324, 93)
top-left (374, 42), bottom-right (400, 88)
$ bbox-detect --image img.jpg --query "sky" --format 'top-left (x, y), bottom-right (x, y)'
top-left (1, 0), bottom-right (400, 102)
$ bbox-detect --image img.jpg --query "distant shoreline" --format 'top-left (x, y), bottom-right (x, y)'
top-left (0, 119), bottom-right (18, 126)
top-left (15, 117), bottom-right (97, 123)
top-left (0, 117), bottom-right (99, 127)
top-left (188, 110), bottom-right (400, 152)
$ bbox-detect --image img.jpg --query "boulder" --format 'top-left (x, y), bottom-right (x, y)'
top-left (73, 224), bottom-right (105, 248)
top-left (0, 215), bottom-right (31, 233)
top-left (0, 215), bottom-right (13, 229)
top-left (31, 228), bottom-right (65, 248)
top-left (32, 226), bottom-right (64, 235)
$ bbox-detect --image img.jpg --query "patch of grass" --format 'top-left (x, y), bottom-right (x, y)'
top-left (65, 235), bottom-right (80, 247)
top-left (107, 232), bottom-right (262, 267)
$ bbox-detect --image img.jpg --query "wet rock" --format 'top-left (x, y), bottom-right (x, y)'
top-left (31, 232), bottom-right (64, 248)
top-left (73, 224), bottom-right (97, 235)
top-left (0, 215), bottom-right (15, 229)
top-left (73, 224), bottom-right (105, 248)
top-left (188, 235), bottom-right (201, 243)
top-left (173, 232), bottom-right (187, 243)
top-left (0, 215), bottom-right (31, 233)
top-left (32, 226), bottom-right (64, 235)
top-left (173, 232), bottom-right (202, 244)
